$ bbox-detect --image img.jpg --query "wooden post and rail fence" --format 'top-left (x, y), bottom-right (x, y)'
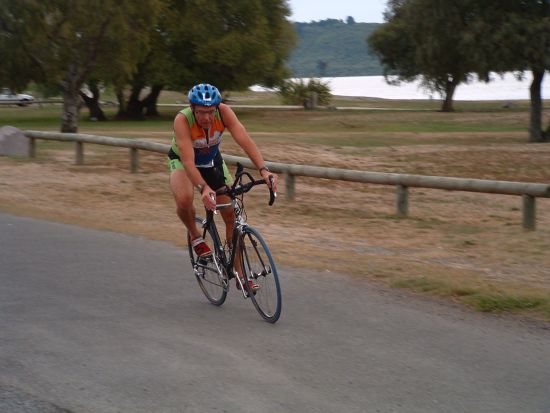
top-left (17, 129), bottom-right (550, 231)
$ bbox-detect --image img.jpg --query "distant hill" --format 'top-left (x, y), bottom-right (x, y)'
top-left (287, 19), bottom-right (384, 78)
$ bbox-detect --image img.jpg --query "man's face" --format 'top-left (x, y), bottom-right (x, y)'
top-left (193, 105), bottom-right (216, 128)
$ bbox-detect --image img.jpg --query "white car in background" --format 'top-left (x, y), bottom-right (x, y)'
top-left (0, 88), bottom-right (35, 106)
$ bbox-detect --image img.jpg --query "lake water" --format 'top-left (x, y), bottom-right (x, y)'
top-left (253, 72), bottom-right (550, 101)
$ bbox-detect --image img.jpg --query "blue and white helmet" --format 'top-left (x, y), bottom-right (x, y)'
top-left (188, 83), bottom-right (222, 106)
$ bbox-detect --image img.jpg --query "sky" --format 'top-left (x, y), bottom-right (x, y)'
top-left (287, 0), bottom-right (386, 23)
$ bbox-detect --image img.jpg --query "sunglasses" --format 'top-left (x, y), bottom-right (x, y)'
top-left (194, 109), bottom-right (217, 116)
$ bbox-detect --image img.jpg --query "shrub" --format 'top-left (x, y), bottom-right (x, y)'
top-left (279, 78), bottom-right (332, 108)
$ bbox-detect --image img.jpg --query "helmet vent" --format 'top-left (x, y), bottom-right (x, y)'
top-left (189, 83), bottom-right (221, 106)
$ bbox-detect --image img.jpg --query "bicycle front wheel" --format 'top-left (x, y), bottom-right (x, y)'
top-left (239, 227), bottom-right (282, 323)
top-left (188, 217), bottom-right (228, 306)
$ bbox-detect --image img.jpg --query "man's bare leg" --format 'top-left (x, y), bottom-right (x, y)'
top-left (169, 169), bottom-right (200, 240)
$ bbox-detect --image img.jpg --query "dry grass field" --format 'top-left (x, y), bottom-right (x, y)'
top-left (1, 94), bottom-right (549, 321)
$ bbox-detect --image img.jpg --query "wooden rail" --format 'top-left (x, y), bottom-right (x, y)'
top-left (22, 130), bottom-right (550, 230)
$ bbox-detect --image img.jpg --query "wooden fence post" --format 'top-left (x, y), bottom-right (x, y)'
top-left (28, 137), bottom-right (36, 158)
top-left (396, 185), bottom-right (409, 216)
top-left (522, 195), bottom-right (536, 230)
top-left (130, 147), bottom-right (139, 173)
top-left (285, 172), bottom-right (295, 201)
top-left (75, 141), bottom-right (84, 165)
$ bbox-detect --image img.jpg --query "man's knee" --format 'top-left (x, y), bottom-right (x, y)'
top-left (175, 200), bottom-right (195, 224)
top-left (175, 193), bottom-right (194, 210)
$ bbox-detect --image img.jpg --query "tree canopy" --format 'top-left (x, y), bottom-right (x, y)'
top-left (0, 0), bottom-right (163, 131)
top-left (368, 0), bottom-right (498, 112)
top-left (369, 0), bottom-right (550, 140)
top-left (481, 0), bottom-right (550, 142)
top-left (115, 0), bottom-right (295, 120)
top-left (163, 0), bottom-right (295, 89)
top-left (0, 0), bottom-right (295, 130)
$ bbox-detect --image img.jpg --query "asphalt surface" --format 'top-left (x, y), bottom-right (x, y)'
top-left (1, 212), bottom-right (549, 413)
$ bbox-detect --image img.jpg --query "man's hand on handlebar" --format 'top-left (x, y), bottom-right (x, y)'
top-left (260, 169), bottom-right (278, 193)
top-left (201, 185), bottom-right (217, 211)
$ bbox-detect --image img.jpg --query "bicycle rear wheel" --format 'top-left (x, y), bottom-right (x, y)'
top-left (239, 226), bottom-right (282, 323)
top-left (188, 217), bottom-right (228, 306)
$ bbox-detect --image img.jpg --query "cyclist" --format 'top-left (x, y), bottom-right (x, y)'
top-left (168, 83), bottom-right (278, 291)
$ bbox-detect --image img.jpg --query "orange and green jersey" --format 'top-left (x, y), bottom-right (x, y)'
top-left (170, 107), bottom-right (225, 166)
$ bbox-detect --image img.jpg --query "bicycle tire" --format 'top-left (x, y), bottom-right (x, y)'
top-left (239, 226), bottom-right (282, 323)
top-left (188, 217), bottom-right (228, 306)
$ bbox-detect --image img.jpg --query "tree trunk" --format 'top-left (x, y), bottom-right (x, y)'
top-left (144, 84), bottom-right (163, 117)
top-left (115, 87), bottom-right (129, 119)
top-left (529, 69), bottom-right (545, 143)
top-left (61, 90), bottom-right (81, 132)
top-left (79, 81), bottom-right (107, 121)
top-left (126, 82), bottom-right (146, 120)
top-left (60, 64), bottom-right (81, 133)
top-left (440, 78), bottom-right (457, 112)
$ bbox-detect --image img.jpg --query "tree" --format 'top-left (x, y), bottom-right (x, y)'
top-left (0, 1), bottom-right (48, 92)
top-left (121, 0), bottom-right (296, 120)
top-left (279, 78), bottom-right (332, 108)
top-left (480, 0), bottom-right (550, 142)
top-left (119, 25), bottom-right (175, 120)
top-left (173, 0), bottom-right (296, 90)
top-left (1, 1), bottom-right (296, 125)
top-left (370, 0), bottom-right (550, 140)
top-left (80, 79), bottom-right (107, 121)
top-left (0, 0), bottom-right (162, 132)
top-left (368, 0), bottom-right (494, 112)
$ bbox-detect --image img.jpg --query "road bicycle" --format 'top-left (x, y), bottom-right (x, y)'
top-left (188, 163), bottom-right (282, 323)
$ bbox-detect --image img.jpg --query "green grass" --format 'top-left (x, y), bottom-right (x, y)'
top-left (1, 106), bottom-right (174, 134)
top-left (471, 294), bottom-right (548, 312)
top-left (234, 109), bottom-right (528, 134)
top-left (0, 107), bottom-right (62, 129)
top-left (376, 122), bottom-right (525, 133)
top-left (4, 99), bottom-right (529, 153)
top-left (1, 93), bottom-right (533, 137)
top-left (393, 277), bottom-right (550, 318)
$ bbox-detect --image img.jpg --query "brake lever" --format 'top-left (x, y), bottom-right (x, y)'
top-left (268, 175), bottom-right (276, 206)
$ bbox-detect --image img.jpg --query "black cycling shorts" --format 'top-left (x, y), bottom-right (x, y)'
top-left (167, 149), bottom-right (233, 190)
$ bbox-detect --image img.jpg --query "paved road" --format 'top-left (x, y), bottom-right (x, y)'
top-left (1, 213), bottom-right (549, 413)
